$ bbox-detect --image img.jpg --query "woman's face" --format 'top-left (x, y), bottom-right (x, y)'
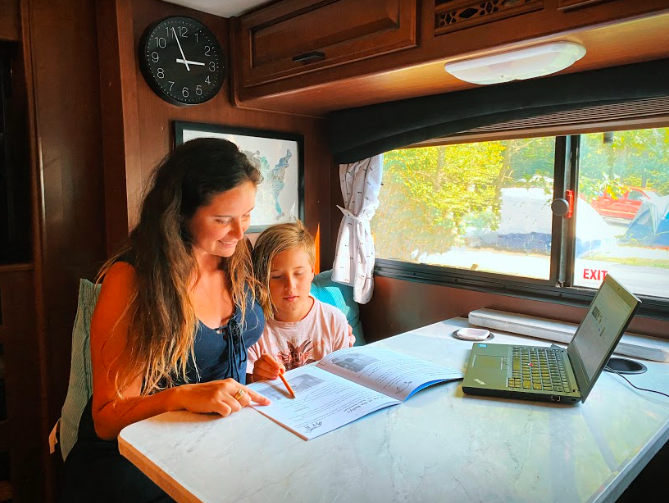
top-left (187, 181), bottom-right (256, 258)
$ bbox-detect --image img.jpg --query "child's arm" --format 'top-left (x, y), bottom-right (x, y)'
top-left (347, 324), bottom-right (355, 347)
top-left (246, 343), bottom-right (260, 383)
top-left (330, 308), bottom-right (353, 351)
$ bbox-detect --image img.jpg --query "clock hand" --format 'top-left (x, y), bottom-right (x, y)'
top-left (176, 58), bottom-right (206, 66)
top-left (172, 27), bottom-right (190, 72)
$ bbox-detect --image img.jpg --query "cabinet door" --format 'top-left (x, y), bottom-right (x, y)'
top-left (557, 0), bottom-right (614, 9)
top-left (239, 0), bottom-right (417, 87)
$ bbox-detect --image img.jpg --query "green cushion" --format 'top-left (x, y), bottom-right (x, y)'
top-left (310, 270), bottom-right (365, 346)
top-left (60, 279), bottom-right (100, 460)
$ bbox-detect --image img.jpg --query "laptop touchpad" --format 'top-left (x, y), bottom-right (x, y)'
top-left (472, 355), bottom-right (505, 369)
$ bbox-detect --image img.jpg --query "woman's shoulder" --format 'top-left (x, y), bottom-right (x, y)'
top-left (98, 261), bottom-right (137, 301)
top-left (105, 260), bottom-right (136, 281)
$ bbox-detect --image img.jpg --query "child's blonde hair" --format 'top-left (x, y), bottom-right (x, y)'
top-left (252, 220), bottom-right (316, 318)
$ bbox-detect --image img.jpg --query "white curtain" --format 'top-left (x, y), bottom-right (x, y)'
top-left (332, 155), bottom-right (383, 303)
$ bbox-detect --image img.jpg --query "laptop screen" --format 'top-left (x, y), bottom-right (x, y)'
top-left (568, 274), bottom-right (640, 399)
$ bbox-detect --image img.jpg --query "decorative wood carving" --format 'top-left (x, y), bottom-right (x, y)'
top-left (435, 0), bottom-right (544, 36)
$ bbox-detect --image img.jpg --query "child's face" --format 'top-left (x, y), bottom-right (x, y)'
top-left (269, 246), bottom-right (315, 322)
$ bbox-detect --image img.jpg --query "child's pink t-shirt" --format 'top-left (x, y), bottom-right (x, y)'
top-left (247, 297), bottom-right (349, 373)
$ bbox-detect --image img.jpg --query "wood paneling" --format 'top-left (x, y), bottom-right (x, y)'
top-left (360, 276), bottom-right (669, 343)
top-left (558, 0), bottom-right (614, 10)
top-left (233, 0), bottom-right (669, 115)
top-left (96, 0), bottom-right (142, 255)
top-left (21, 0), bottom-right (107, 500)
top-left (99, 0), bottom-right (334, 265)
top-left (0, 267), bottom-right (39, 502)
top-left (26, 0), bottom-right (107, 414)
top-left (0, 0), bottom-right (19, 41)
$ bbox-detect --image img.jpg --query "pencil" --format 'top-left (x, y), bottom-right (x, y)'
top-left (279, 371), bottom-right (296, 398)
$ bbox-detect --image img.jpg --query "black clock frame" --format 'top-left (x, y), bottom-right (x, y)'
top-left (138, 16), bottom-right (225, 106)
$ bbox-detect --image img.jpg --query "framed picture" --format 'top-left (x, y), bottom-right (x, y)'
top-left (174, 121), bottom-right (304, 233)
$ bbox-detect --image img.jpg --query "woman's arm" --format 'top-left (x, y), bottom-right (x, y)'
top-left (89, 262), bottom-right (268, 440)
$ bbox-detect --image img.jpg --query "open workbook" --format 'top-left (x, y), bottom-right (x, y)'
top-left (248, 346), bottom-right (463, 440)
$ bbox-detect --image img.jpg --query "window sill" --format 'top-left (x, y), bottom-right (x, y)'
top-left (374, 258), bottom-right (669, 320)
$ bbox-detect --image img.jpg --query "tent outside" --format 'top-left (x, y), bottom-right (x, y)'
top-left (467, 188), bottom-right (617, 257)
top-left (623, 194), bottom-right (669, 249)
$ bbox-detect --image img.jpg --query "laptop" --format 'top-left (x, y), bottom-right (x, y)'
top-left (462, 274), bottom-right (640, 404)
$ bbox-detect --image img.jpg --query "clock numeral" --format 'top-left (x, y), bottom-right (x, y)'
top-left (178, 26), bottom-right (188, 37)
top-left (156, 68), bottom-right (165, 79)
top-left (205, 75), bottom-right (211, 85)
top-left (195, 32), bottom-right (199, 43)
top-left (156, 37), bottom-right (167, 49)
top-left (208, 61), bottom-right (216, 72)
top-left (151, 51), bottom-right (159, 63)
top-left (182, 87), bottom-right (190, 98)
top-left (204, 46), bottom-right (212, 56)
top-left (196, 85), bottom-right (203, 96)
top-left (168, 81), bottom-right (175, 91)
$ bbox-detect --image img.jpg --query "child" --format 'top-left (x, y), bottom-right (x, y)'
top-left (247, 220), bottom-right (352, 382)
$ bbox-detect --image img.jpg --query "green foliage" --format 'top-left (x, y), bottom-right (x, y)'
top-left (371, 128), bottom-right (669, 262)
top-left (373, 143), bottom-right (504, 259)
top-left (580, 128), bottom-right (669, 201)
top-left (372, 137), bottom-right (555, 260)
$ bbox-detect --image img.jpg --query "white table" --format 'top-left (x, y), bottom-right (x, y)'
top-left (119, 317), bottom-right (669, 503)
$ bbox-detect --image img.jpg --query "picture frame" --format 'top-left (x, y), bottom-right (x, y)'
top-left (174, 121), bottom-right (304, 233)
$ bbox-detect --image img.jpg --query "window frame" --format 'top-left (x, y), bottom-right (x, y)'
top-left (372, 129), bottom-right (669, 320)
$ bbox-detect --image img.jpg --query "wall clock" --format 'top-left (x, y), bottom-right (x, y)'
top-left (138, 16), bottom-right (225, 106)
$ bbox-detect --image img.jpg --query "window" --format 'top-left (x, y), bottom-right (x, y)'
top-left (372, 127), bottom-right (669, 314)
top-left (574, 129), bottom-right (669, 299)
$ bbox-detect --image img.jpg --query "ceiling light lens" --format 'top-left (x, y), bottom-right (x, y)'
top-left (444, 42), bottom-right (586, 85)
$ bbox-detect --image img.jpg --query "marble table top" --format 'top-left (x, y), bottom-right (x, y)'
top-left (119, 317), bottom-right (669, 503)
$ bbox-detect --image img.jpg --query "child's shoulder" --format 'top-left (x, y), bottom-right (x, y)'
top-left (312, 297), bottom-right (348, 324)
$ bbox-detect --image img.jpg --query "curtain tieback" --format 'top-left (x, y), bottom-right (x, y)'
top-left (337, 205), bottom-right (368, 224)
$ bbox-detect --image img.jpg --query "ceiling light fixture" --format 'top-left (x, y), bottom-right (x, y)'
top-left (444, 41), bottom-right (587, 85)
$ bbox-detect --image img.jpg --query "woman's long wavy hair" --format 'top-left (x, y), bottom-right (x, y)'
top-left (98, 138), bottom-right (262, 396)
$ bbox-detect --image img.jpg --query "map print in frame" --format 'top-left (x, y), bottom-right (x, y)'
top-left (174, 121), bottom-right (304, 232)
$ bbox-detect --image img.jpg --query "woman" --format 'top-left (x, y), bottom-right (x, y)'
top-left (61, 138), bottom-right (270, 502)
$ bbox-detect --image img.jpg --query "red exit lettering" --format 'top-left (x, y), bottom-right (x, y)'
top-left (583, 269), bottom-right (608, 281)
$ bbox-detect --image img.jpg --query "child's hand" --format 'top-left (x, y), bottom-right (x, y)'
top-left (253, 353), bottom-right (286, 382)
top-left (348, 324), bottom-right (356, 347)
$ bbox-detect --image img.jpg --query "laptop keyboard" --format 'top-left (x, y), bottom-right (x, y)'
top-left (507, 347), bottom-right (571, 392)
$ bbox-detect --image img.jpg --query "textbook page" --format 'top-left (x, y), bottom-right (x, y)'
top-left (317, 346), bottom-right (464, 401)
top-left (249, 365), bottom-right (400, 440)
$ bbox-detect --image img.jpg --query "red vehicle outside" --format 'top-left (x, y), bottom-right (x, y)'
top-left (590, 187), bottom-right (659, 220)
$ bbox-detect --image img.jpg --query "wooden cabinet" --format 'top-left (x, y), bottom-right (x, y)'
top-left (232, 0), bottom-right (669, 116)
top-left (236, 0), bottom-right (418, 88)
top-left (557, 0), bottom-right (615, 10)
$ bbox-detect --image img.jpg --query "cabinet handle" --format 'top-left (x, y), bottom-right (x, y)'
top-left (292, 51), bottom-right (326, 64)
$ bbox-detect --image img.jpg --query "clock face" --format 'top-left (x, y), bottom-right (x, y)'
top-left (139, 16), bottom-right (225, 106)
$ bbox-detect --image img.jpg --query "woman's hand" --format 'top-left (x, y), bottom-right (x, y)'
top-left (178, 378), bottom-right (270, 416)
top-left (252, 354), bottom-right (285, 382)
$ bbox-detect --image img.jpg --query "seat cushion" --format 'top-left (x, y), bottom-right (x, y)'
top-left (59, 279), bottom-right (100, 460)
top-left (310, 269), bottom-right (365, 345)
